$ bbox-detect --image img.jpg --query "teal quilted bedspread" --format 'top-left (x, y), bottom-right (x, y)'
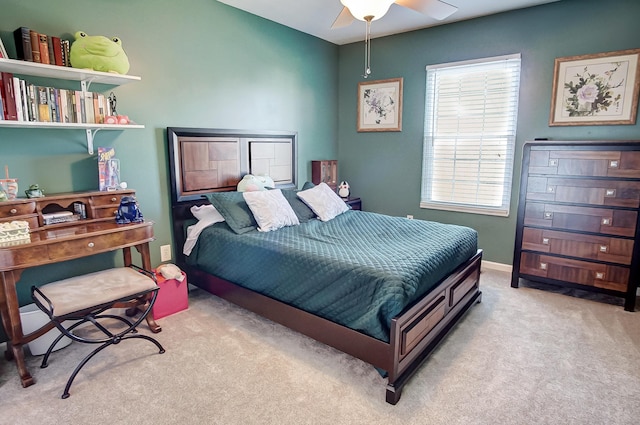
top-left (187, 211), bottom-right (477, 342)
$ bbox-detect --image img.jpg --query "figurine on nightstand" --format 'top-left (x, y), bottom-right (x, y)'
top-left (338, 181), bottom-right (350, 198)
top-left (25, 184), bottom-right (45, 198)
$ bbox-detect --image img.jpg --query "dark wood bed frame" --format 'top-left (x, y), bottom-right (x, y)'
top-left (167, 127), bottom-right (483, 404)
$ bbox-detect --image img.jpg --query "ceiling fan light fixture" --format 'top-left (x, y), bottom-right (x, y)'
top-left (340, 0), bottom-right (395, 21)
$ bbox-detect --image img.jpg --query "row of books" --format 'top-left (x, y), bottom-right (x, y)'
top-left (13, 26), bottom-right (71, 67)
top-left (0, 72), bottom-right (111, 124)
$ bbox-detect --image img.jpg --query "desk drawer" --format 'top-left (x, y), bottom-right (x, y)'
top-left (91, 192), bottom-right (132, 207)
top-left (47, 226), bottom-right (151, 260)
top-left (0, 202), bottom-right (37, 219)
top-left (529, 150), bottom-right (640, 178)
top-left (93, 207), bottom-right (119, 219)
top-left (519, 252), bottom-right (629, 292)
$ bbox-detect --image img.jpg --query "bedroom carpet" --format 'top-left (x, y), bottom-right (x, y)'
top-left (0, 269), bottom-right (639, 425)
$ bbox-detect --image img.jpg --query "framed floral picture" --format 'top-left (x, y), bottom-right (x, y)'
top-left (357, 77), bottom-right (403, 132)
top-left (549, 49), bottom-right (640, 126)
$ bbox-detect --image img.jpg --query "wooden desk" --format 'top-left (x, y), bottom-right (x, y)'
top-left (0, 192), bottom-right (159, 388)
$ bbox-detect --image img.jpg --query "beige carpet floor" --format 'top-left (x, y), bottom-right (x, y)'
top-left (1, 269), bottom-right (639, 425)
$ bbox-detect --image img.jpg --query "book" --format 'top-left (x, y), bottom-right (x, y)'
top-left (27, 83), bottom-right (37, 121)
top-left (59, 89), bottom-right (68, 123)
top-left (1, 73), bottom-right (18, 120)
top-left (19, 79), bottom-right (29, 121)
top-left (51, 36), bottom-right (63, 66)
top-left (61, 40), bottom-right (70, 66)
top-left (98, 147), bottom-right (120, 191)
top-left (0, 94), bottom-right (4, 119)
top-left (0, 35), bottom-right (8, 59)
top-left (12, 77), bottom-right (24, 121)
top-left (84, 91), bottom-right (95, 123)
top-left (13, 27), bottom-right (33, 61)
top-left (38, 33), bottom-right (50, 65)
top-left (48, 87), bottom-right (59, 122)
top-left (29, 30), bottom-right (40, 63)
top-left (36, 86), bottom-right (50, 122)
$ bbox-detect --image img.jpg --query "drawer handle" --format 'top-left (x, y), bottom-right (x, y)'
top-left (595, 272), bottom-right (605, 280)
top-left (540, 262), bottom-right (547, 270)
top-left (543, 212), bottom-right (553, 219)
top-left (111, 197), bottom-right (117, 202)
top-left (599, 245), bottom-right (608, 253)
top-left (113, 210), bottom-right (118, 215)
top-left (10, 208), bottom-right (17, 214)
top-left (601, 218), bottom-right (612, 226)
top-left (542, 238), bottom-right (550, 245)
top-left (609, 160), bottom-right (619, 168)
top-left (546, 186), bottom-right (555, 193)
top-left (605, 189), bottom-right (616, 197)
top-left (87, 242), bottom-right (95, 248)
top-left (548, 159), bottom-right (558, 166)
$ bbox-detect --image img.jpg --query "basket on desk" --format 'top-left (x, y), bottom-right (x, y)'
top-left (0, 220), bottom-right (30, 244)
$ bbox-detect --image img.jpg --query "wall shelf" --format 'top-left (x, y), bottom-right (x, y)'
top-left (0, 58), bottom-right (143, 154)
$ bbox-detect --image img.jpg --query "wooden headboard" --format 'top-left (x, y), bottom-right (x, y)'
top-left (166, 127), bottom-right (298, 267)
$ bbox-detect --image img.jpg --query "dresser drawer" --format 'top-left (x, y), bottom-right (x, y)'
top-left (0, 201), bottom-right (37, 219)
top-left (0, 214), bottom-right (40, 230)
top-left (522, 227), bottom-right (633, 265)
top-left (519, 252), bottom-right (629, 292)
top-left (526, 177), bottom-right (640, 208)
top-left (529, 150), bottom-right (640, 178)
top-left (524, 202), bottom-right (637, 237)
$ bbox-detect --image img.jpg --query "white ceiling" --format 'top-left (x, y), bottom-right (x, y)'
top-left (217, 0), bottom-right (562, 45)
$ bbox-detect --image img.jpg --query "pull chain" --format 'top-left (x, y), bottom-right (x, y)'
top-left (363, 16), bottom-right (373, 78)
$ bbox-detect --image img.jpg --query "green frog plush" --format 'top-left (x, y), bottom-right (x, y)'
top-left (69, 31), bottom-right (130, 74)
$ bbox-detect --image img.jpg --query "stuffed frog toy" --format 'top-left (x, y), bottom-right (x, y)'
top-left (70, 31), bottom-right (130, 74)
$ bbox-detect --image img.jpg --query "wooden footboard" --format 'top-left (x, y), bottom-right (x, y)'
top-left (386, 249), bottom-right (482, 404)
top-left (183, 249), bottom-right (482, 405)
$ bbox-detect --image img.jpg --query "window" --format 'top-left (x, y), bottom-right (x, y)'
top-left (421, 54), bottom-right (521, 217)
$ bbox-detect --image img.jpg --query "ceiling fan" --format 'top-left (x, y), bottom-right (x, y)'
top-left (332, 0), bottom-right (458, 29)
top-left (333, 0), bottom-right (458, 78)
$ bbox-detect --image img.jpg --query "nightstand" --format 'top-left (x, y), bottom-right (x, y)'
top-left (343, 196), bottom-right (361, 211)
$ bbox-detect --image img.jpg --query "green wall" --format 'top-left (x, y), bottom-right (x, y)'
top-left (337, 0), bottom-right (640, 264)
top-left (0, 0), bottom-right (338, 332)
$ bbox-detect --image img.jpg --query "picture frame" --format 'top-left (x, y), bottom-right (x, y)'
top-left (549, 49), bottom-right (640, 126)
top-left (357, 77), bottom-right (403, 132)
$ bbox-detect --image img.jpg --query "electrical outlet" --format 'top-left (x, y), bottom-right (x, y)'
top-left (160, 244), bottom-right (172, 262)
top-left (406, 215), bottom-right (414, 220)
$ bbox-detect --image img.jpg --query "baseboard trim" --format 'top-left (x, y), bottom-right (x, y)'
top-left (481, 260), bottom-right (512, 273)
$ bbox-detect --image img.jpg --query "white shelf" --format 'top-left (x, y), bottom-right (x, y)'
top-left (0, 57), bottom-right (140, 85)
top-left (0, 121), bottom-right (144, 130)
top-left (0, 58), bottom-right (143, 154)
top-left (0, 121), bottom-right (144, 155)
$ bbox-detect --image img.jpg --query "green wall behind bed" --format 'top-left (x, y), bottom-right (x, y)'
top-left (0, 0), bottom-right (338, 340)
top-left (336, 0), bottom-right (640, 265)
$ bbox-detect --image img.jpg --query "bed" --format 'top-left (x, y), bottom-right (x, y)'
top-left (167, 127), bottom-right (483, 404)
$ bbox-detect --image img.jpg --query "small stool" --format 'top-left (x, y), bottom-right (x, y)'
top-left (31, 266), bottom-right (165, 399)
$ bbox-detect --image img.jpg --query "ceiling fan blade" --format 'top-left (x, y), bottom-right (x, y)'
top-left (395, 0), bottom-right (458, 21)
top-left (331, 6), bottom-right (355, 29)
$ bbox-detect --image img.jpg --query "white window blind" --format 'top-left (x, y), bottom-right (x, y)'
top-left (421, 54), bottom-right (521, 217)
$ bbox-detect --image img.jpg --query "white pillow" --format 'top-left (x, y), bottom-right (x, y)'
top-left (183, 204), bottom-right (225, 256)
top-left (242, 189), bottom-right (300, 232)
top-left (296, 182), bottom-right (349, 222)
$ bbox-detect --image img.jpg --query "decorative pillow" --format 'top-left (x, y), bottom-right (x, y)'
top-left (301, 181), bottom-right (315, 191)
top-left (183, 204), bottom-right (225, 256)
top-left (206, 192), bottom-right (257, 234)
top-left (297, 182), bottom-right (349, 222)
top-left (281, 189), bottom-right (316, 223)
top-left (242, 189), bottom-right (299, 232)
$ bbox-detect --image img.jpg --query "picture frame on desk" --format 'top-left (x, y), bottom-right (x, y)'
top-left (549, 49), bottom-right (640, 126)
top-left (357, 77), bottom-right (403, 132)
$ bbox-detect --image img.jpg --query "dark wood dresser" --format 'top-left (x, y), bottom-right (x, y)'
top-left (511, 140), bottom-right (640, 311)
